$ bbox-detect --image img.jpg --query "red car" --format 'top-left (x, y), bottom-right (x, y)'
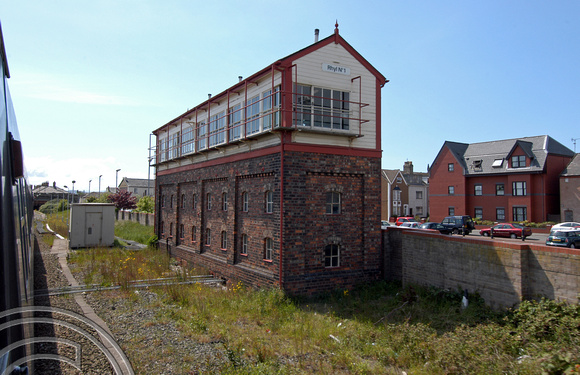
top-left (479, 223), bottom-right (532, 239)
top-left (395, 216), bottom-right (416, 226)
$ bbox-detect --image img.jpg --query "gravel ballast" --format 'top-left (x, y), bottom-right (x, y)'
top-left (33, 231), bottom-right (229, 374)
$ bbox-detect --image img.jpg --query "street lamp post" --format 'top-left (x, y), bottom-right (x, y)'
top-left (72, 180), bottom-right (76, 204)
top-left (116, 169), bottom-right (121, 194)
top-left (63, 185), bottom-right (68, 222)
top-left (89, 179), bottom-right (92, 195)
top-left (99, 175), bottom-right (102, 198)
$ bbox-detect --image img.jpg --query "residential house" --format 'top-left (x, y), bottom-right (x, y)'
top-left (381, 161), bottom-right (429, 220)
top-left (118, 177), bottom-right (155, 197)
top-left (429, 136), bottom-right (574, 223)
top-left (152, 25), bottom-right (387, 295)
top-left (402, 161), bottom-right (429, 219)
top-left (560, 153), bottom-right (580, 222)
top-left (381, 169), bottom-right (406, 220)
top-left (32, 182), bottom-right (74, 209)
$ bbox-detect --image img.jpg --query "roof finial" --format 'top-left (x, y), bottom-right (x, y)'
top-left (334, 20), bottom-right (339, 41)
top-left (335, 20), bottom-right (339, 31)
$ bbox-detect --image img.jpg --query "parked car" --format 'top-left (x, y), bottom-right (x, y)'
top-left (400, 221), bottom-right (420, 229)
top-left (441, 215), bottom-right (475, 235)
top-left (395, 216), bottom-right (416, 226)
top-left (419, 222), bottom-right (453, 235)
top-left (479, 223), bottom-right (532, 239)
top-left (551, 222), bottom-right (580, 231)
top-left (381, 220), bottom-right (391, 229)
top-left (546, 229), bottom-right (580, 248)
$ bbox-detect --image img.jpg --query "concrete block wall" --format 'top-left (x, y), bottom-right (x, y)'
top-left (116, 210), bottom-right (154, 226)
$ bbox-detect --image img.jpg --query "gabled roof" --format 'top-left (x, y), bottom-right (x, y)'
top-left (120, 177), bottom-right (155, 188)
top-left (32, 185), bottom-right (68, 195)
top-left (433, 135), bottom-right (574, 176)
top-left (561, 154), bottom-right (580, 177)
top-left (382, 169), bottom-right (406, 185)
top-left (154, 24), bottom-right (387, 134)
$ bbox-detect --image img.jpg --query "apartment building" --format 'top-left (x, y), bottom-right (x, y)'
top-left (429, 136), bottom-right (574, 223)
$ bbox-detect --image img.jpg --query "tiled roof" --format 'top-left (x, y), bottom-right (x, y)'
top-left (561, 154), bottom-right (580, 176)
top-left (441, 135), bottom-right (574, 175)
top-left (32, 185), bottom-right (68, 195)
top-left (121, 178), bottom-right (154, 188)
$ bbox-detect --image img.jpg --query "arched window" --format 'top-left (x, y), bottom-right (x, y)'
top-left (179, 224), bottom-right (184, 239)
top-left (265, 191), bottom-right (273, 213)
top-left (326, 192), bottom-right (341, 214)
top-left (191, 226), bottom-right (196, 243)
top-left (193, 193), bottom-right (197, 210)
top-left (242, 192), bottom-right (249, 212)
top-left (169, 223), bottom-right (174, 237)
top-left (207, 193), bottom-right (212, 210)
top-left (264, 237), bottom-right (273, 260)
top-left (181, 194), bottom-right (186, 209)
top-left (324, 244), bottom-right (340, 268)
top-left (170, 195), bottom-right (174, 209)
top-left (222, 192), bottom-right (228, 211)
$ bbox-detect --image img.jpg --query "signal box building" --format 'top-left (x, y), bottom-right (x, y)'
top-left (152, 25), bottom-right (388, 295)
top-left (429, 136), bottom-right (574, 223)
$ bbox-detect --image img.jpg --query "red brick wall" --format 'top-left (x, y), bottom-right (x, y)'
top-left (428, 147), bottom-right (467, 221)
top-left (156, 149), bottom-right (382, 295)
top-left (430, 147), bottom-right (572, 223)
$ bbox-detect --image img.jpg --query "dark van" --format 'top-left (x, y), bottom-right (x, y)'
top-left (441, 215), bottom-right (475, 235)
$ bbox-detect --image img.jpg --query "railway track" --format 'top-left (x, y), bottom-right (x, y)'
top-left (34, 275), bottom-right (224, 297)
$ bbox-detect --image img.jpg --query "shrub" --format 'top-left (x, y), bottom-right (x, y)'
top-left (108, 190), bottom-right (137, 210)
top-left (39, 199), bottom-right (69, 214)
top-left (136, 195), bottom-right (155, 213)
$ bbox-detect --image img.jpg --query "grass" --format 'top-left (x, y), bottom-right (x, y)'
top-left (45, 209), bottom-right (70, 238)
top-left (114, 220), bottom-right (155, 244)
top-left (68, 247), bottom-right (580, 374)
top-left (62, 220), bottom-right (580, 374)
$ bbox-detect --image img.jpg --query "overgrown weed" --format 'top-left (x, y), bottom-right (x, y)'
top-left (71, 246), bottom-right (580, 374)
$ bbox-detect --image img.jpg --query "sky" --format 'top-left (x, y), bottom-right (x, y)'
top-left (2, 1), bottom-right (580, 192)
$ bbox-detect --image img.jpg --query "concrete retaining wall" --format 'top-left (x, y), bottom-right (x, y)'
top-left (383, 228), bottom-right (580, 309)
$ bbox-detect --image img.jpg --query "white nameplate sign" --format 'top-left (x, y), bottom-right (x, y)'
top-left (322, 63), bottom-right (350, 75)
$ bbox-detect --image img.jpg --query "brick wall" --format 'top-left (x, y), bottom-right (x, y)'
top-left (156, 148), bottom-right (382, 296)
top-left (383, 227), bottom-right (580, 309)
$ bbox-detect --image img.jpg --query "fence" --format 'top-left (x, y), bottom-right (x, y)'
top-left (115, 210), bottom-right (154, 227)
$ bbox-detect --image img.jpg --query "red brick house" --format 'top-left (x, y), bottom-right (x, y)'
top-left (152, 25), bottom-right (388, 295)
top-left (429, 136), bottom-right (574, 223)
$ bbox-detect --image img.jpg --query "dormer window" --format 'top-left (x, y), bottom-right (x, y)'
top-left (473, 160), bottom-right (482, 171)
top-left (512, 155), bottom-right (526, 168)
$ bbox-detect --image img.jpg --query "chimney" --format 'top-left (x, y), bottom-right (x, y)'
top-left (208, 94), bottom-right (212, 99)
top-left (314, 29), bottom-right (319, 43)
top-left (238, 76), bottom-right (243, 82)
top-left (403, 161), bottom-right (414, 175)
